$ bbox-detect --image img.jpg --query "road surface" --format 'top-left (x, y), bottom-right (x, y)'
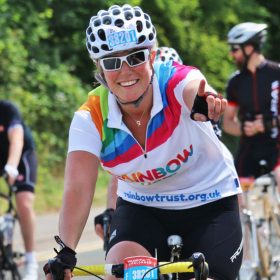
top-left (14, 206), bottom-right (105, 279)
top-left (13, 201), bottom-right (280, 279)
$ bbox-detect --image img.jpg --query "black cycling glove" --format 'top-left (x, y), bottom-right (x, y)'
top-left (190, 252), bottom-right (209, 280)
top-left (190, 94), bottom-right (209, 121)
top-left (190, 92), bottom-right (221, 121)
top-left (43, 236), bottom-right (77, 280)
top-left (94, 208), bottom-right (115, 228)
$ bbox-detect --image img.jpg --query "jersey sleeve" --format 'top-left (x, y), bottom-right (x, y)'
top-left (171, 66), bottom-right (207, 106)
top-left (4, 101), bottom-right (23, 129)
top-left (225, 76), bottom-right (239, 107)
top-left (68, 110), bottom-right (102, 158)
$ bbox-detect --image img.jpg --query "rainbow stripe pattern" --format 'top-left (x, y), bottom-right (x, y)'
top-left (79, 62), bottom-right (195, 168)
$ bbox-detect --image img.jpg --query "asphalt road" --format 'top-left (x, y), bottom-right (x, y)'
top-left (12, 200), bottom-right (280, 280)
top-left (13, 206), bottom-right (106, 279)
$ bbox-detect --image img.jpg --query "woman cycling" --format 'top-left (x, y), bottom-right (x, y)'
top-left (44, 4), bottom-right (242, 280)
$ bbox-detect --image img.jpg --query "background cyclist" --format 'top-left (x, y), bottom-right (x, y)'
top-left (44, 4), bottom-right (242, 280)
top-left (0, 100), bottom-right (38, 280)
top-left (223, 22), bottom-right (280, 196)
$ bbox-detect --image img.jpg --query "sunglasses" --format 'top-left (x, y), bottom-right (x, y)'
top-left (99, 49), bottom-right (150, 71)
top-left (230, 45), bottom-right (241, 53)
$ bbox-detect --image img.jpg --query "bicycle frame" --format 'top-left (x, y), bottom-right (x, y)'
top-left (0, 177), bottom-right (22, 280)
top-left (239, 173), bottom-right (280, 279)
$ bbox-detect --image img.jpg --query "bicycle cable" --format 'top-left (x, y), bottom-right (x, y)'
top-left (73, 265), bottom-right (104, 280)
top-left (141, 258), bottom-right (194, 280)
top-left (50, 258), bottom-right (104, 280)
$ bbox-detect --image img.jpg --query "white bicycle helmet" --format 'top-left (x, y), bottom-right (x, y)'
top-left (86, 4), bottom-right (157, 60)
top-left (227, 22), bottom-right (267, 45)
top-left (153, 47), bottom-right (183, 64)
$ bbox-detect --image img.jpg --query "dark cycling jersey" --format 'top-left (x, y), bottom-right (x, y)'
top-left (226, 60), bottom-right (280, 177)
top-left (0, 100), bottom-right (35, 166)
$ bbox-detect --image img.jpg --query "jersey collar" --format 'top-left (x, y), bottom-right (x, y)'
top-left (107, 75), bottom-right (164, 129)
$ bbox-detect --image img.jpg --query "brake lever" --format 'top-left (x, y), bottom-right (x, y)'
top-left (190, 252), bottom-right (209, 280)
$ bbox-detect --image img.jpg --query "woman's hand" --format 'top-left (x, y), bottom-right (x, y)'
top-left (191, 80), bottom-right (227, 122)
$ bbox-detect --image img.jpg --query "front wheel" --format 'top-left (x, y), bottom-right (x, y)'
top-left (269, 214), bottom-right (280, 278)
top-left (11, 267), bottom-right (22, 280)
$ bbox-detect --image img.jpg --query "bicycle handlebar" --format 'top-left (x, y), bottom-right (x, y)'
top-left (72, 258), bottom-right (209, 279)
top-left (0, 173), bottom-right (16, 214)
top-left (239, 172), bottom-right (276, 191)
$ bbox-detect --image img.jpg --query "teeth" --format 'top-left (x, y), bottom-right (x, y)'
top-left (120, 80), bottom-right (137, 87)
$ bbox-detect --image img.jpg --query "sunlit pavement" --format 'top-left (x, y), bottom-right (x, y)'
top-left (13, 207), bottom-right (105, 279)
top-left (12, 203), bottom-right (280, 279)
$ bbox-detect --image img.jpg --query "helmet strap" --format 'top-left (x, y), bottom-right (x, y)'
top-left (240, 45), bottom-right (255, 70)
top-left (94, 72), bottom-right (110, 90)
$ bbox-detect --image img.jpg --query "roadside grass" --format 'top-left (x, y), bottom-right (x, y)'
top-left (0, 167), bottom-right (110, 214)
top-left (34, 167), bottom-right (110, 214)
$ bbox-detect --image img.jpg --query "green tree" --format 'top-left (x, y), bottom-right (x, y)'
top-left (0, 0), bottom-right (88, 168)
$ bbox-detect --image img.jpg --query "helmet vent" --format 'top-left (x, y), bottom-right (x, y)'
top-left (97, 29), bottom-right (106, 41)
top-left (100, 11), bottom-right (109, 17)
top-left (135, 10), bottom-right (141, 17)
top-left (149, 33), bottom-right (154, 41)
top-left (94, 19), bottom-right (101, 27)
top-left (102, 16), bottom-right (112, 25)
top-left (124, 11), bottom-right (133, 20)
top-left (112, 8), bottom-right (121, 15)
top-left (235, 34), bottom-right (243, 39)
top-left (146, 21), bottom-right (151, 29)
top-left (136, 21), bottom-right (143, 32)
top-left (138, 35), bottom-right (146, 44)
top-left (101, 44), bottom-right (110, 51)
top-left (115, 19), bottom-right (124, 27)
top-left (92, 46), bottom-right (99, 54)
top-left (90, 33), bottom-right (95, 42)
top-left (86, 27), bottom-right (92, 35)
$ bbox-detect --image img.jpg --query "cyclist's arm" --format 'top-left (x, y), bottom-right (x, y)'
top-left (107, 175), bottom-right (118, 209)
top-left (5, 125), bottom-right (24, 184)
top-left (7, 125), bottom-right (24, 167)
top-left (95, 175), bottom-right (117, 240)
top-left (223, 104), bottom-right (242, 136)
top-left (45, 151), bottom-right (99, 279)
top-left (59, 151), bottom-right (99, 250)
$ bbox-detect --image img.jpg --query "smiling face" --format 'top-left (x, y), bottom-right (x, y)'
top-left (98, 49), bottom-right (153, 103)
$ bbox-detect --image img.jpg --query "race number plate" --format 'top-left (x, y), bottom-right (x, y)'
top-left (107, 30), bottom-right (137, 48)
top-left (124, 256), bottom-right (158, 280)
